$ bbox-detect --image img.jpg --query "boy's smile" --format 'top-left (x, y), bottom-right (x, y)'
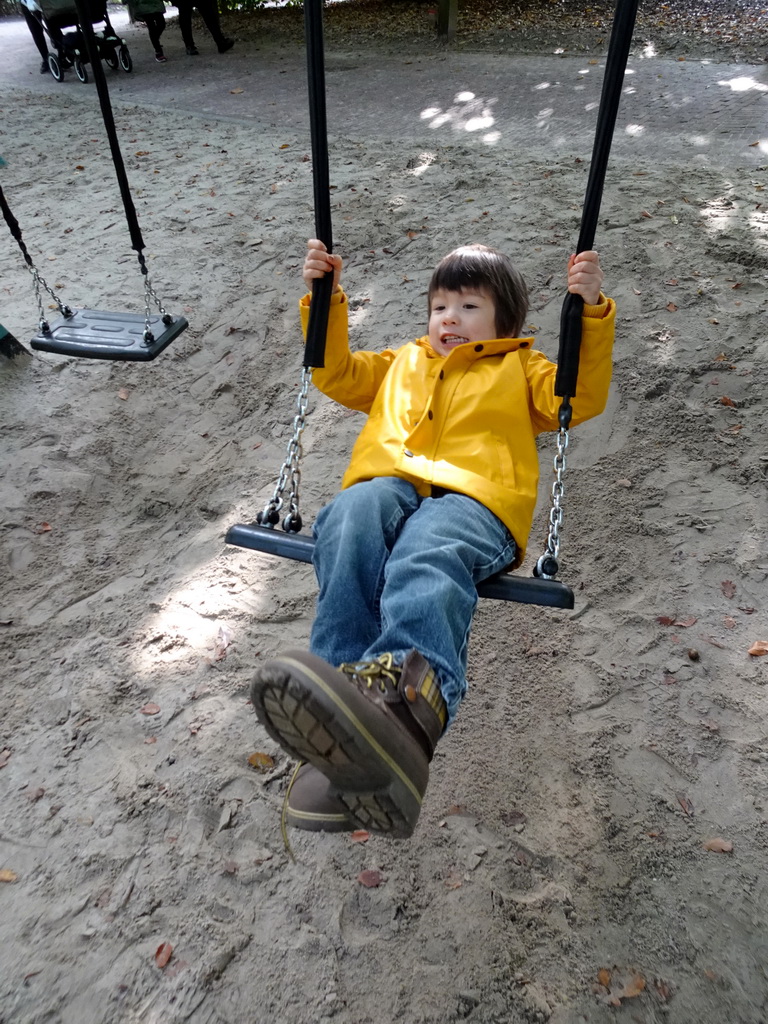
top-left (428, 288), bottom-right (498, 356)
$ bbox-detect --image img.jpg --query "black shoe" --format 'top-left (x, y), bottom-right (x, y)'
top-left (40, 58), bottom-right (49, 73)
top-left (217, 37), bottom-right (234, 53)
top-left (185, 44), bottom-right (199, 55)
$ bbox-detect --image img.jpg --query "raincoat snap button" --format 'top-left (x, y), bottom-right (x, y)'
top-left (404, 449), bottom-right (413, 457)
top-left (427, 410), bottom-right (433, 420)
top-left (404, 684), bottom-right (417, 703)
top-left (474, 344), bottom-right (484, 352)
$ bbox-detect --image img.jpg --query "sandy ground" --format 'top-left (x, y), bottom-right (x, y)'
top-left (1, 8), bottom-right (768, 1023)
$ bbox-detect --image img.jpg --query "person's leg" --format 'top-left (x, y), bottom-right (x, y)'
top-left (21, 5), bottom-right (50, 65)
top-left (309, 477), bottom-right (420, 668)
top-left (194, 0), bottom-right (233, 51)
top-left (363, 491), bottom-right (516, 724)
top-left (145, 13), bottom-right (165, 53)
top-left (251, 485), bottom-right (515, 835)
top-left (175, 0), bottom-right (195, 50)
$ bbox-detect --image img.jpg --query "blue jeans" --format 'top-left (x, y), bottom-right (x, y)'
top-left (309, 477), bottom-right (516, 726)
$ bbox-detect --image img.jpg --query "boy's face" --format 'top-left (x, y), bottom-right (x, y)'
top-left (428, 288), bottom-right (497, 357)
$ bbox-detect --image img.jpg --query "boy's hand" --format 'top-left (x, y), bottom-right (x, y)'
top-left (303, 238), bottom-right (343, 294)
top-left (567, 250), bottom-right (603, 306)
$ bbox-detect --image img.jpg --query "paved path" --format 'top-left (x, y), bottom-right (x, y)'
top-left (0, 10), bottom-right (766, 167)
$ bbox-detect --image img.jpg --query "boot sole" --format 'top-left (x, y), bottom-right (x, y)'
top-left (251, 651), bottom-right (429, 838)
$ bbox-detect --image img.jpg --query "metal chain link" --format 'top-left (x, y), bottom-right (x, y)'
top-left (27, 264), bottom-right (72, 333)
top-left (258, 367), bottom-right (312, 533)
top-left (536, 426), bottom-right (569, 579)
top-left (142, 273), bottom-right (168, 344)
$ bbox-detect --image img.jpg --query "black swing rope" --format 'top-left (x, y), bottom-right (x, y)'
top-left (1, 2), bottom-right (187, 361)
top-left (225, 0), bottom-right (640, 609)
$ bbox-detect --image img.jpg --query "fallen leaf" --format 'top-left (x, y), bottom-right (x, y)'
top-left (500, 808), bottom-right (527, 826)
top-left (720, 396), bottom-right (736, 407)
top-left (230, 87), bottom-right (244, 94)
top-left (155, 942), bottom-right (173, 968)
top-left (139, 702), bottom-right (161, 716)
top-left (597, 968), bottom-right (612, 988)
top-left (721, 580), bottom-right (737, 598)
top-left (357, 869), bottom-right (383, 888)
top-left (597, 968), bottom-right (646, 1006)
top-left (654, 978), bottom-right (672, 1002)
top-left (279, 143), bottom-right (290, 149)
top-left (117, 388), bottom-right (130, 401)
top-left (26, 787), bottom-right (45, 803)
top-left (0, 749), bottom-right (11, 769)
top-left (135, 150), bottom-right (150, 156)
top-left (703, 837), bottom-right (733, 853)
top-left (445, 804), bottom-right (469, 816)
top-left (640, 210), bottom-right (652, 218)
top-left (676, 793), bottom-right (694, 816)
top-left (443, 868), bottom-right (463, 890)
top-left (701, 634), bottom-right (727, 649)
top-left (0, 869), bottom-right (19, 883)
top-left (656, 615), bottom-right (674, 626)
top-left (213, 625), bottom-right (234, 661)
top-left (621, 973), bottom-right (646, 998)
top-left (37, 523), bottom-right (52, 534)
top-left (748, 641), bottom-right (768, 656)
top-left (144, 737), bottom-right (157, 745)
top-left (247, 751), bottom-right (274, 772)
top-left (673, 616), bottom-right (697, 628)
top-left (666, 302), bottom-right (678, 312)
top-left (723, 616), bottom-right (737, 629)
top-left (350, 830), bottom-right (370, 843)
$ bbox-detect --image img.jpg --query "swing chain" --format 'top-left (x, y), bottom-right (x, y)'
top-left (27, 264), bottom-right (72, 334)
top-left (257, 367), bottom-right (312, 533)
top-left (535, 425), bottom-right (569, 580)
top-left (142, 273), bottom-right (170, 345)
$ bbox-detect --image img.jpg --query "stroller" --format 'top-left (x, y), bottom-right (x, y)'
top-left (33, 0), bottom-right (132, 82)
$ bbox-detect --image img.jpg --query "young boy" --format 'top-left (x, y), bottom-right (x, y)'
top-left (250, 239), bottom-right (615, 839)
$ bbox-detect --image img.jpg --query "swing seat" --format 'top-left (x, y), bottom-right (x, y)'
top-left (29, 307), bottom-right (188, 361)
top-left (225, 522), bottom-right (575, 609)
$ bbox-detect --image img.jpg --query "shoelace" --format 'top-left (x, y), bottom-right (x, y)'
top-left (339, 653), bottom-right (401, 693)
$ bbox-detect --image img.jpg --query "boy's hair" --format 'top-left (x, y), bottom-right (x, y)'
top-left (428, 244), bottom-right (529, 338)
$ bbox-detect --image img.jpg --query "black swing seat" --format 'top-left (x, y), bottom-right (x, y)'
top-left (225, 522), bottom-right (575, 609)
top-left (30, 307), bottom-right (188, 361)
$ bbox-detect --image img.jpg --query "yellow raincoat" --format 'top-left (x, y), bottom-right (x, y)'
top-left (300, 290), bottom-right (615, 569)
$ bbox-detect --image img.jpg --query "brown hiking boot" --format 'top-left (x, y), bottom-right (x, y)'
top-left (285, 763), bottom-right (355, 833)
top-left (250, 650), bottom-right (447, 838)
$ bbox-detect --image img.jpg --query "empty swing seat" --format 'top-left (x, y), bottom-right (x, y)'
top-left (30, 307), bottom-right (188, 361)
top-left (225, 522), bottom-right (575, 609)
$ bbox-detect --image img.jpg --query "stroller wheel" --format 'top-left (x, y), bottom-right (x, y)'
top-left (48, 53), bottom-right (63, 81)
top-left (104, 50), bottom-right (118, 69)
top-left (74, 58), bottom-right (88, 83)
top-left (118, 46), bottom-right (132, 73)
